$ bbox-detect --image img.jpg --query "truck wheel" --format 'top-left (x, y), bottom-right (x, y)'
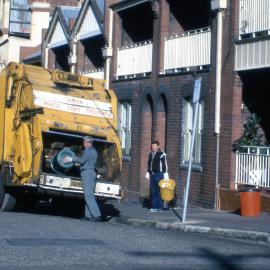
top-left (0, 193), bottom-right (16, 212)
top-left (0, 175), bottom-right (5, 206)
top-left (0, 175), bottom-right (16, 212)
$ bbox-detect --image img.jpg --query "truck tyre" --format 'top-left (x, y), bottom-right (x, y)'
top-left (0, 193), bottom-right (16, 212)
top-left (0, 173), bottom-right (16, 212)
top-left (0, 175), bottom-right (5, 206)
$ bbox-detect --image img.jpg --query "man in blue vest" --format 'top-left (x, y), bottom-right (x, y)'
top-left (146, 140), bottom-right (169, 212)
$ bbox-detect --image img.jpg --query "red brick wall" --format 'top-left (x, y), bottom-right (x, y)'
top-left (139, 97), bottom-right (153, 199)
top-left (48, 49), bottom-right (56, 70)
top-left (111, 79), bottom-right (154, 202)
top-left (48, 0), bottom-right (79, 9)
top-left (220, 188), bottom-right (270, 214)
top-left (20, 45), bottom-right (41, 62)
top-left (76, 41), bottom-right (84, 74)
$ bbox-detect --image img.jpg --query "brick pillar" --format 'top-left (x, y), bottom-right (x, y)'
top-left (76, 41), bottom-right (84, 74)
top-left (150, 0), bottom-right (161, 79)
top-left (155, 95), bottom-right (167, 151)
top-left (151, 0), bottom-right (169, 143)
top-left (48, 49), bottom-right (55, 70)
top-left (111, 11), bottom-right (121, 79)
top-left (139, 97), bottom-right (153, 198)
top-left (156, 0), bottom-right (170, 72)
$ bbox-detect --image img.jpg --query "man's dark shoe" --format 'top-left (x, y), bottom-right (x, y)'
top-left (88, 216), bottom-right (103, 222)
top-left (80, 217), bottom-right (92, 221)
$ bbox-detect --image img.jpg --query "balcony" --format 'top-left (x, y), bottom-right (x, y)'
top-left (236, 0), bottom-right (270, 71)
top-left (235, 146), bottom-right (270, 189)
top-left (161, 27), bottom-right (211, 74)
top-left (116, 41), bottom-right (153, 79)
top-left (80, 68), bottom-right (104, 79)
top-left (235, 39), bottom-right (270, 71)
top-left (239, 0), bottom-right (270, 38)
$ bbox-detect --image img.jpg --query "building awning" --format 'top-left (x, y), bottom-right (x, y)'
top-left (23, 50), bottom-right (41, 64)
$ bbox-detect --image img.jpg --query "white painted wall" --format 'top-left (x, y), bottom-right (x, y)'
top-left (0, 0), bottom-right (10, 29)
top-left (30, 2), bottom-right (50, 45)
top-left (0, 1), bottom-right (50, 69)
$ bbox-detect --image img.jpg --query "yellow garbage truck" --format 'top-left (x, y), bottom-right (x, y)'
top-left (0, 63), bottom-right (122, 211)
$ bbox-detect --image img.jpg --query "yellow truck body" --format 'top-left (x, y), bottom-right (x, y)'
top-left (0, 63), bottom-right (122, 211)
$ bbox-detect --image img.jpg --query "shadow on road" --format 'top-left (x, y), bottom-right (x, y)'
top-left (14, 198), bottom-right (120, 221)
top-left (127, 248), bottom-right (270, 270)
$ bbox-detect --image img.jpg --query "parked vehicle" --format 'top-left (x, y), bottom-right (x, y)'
top-left (0, 63), bottom-right (122, 211)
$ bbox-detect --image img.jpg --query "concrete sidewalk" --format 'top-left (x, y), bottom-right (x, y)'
top-left (105, 201), bottom-right (270, 243)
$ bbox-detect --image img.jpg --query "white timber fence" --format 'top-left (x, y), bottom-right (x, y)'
top-left (235, 146), bottom-right (270, 189)
top-left (239, 0), bottom-right (270, 35)
top-left (116, 41), bottom-right (153, 77)
top-left (80, 68), bottom-right (104, 79)
top-left (163, 27), bottom-right (211, 71)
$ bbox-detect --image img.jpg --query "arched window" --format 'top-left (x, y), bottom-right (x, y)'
top-left (118, 101), bottom-right (132, 157)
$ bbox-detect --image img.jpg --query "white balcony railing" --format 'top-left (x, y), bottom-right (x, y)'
top-left (239, 0), bottom-right (270, 35)
top-left (235, 39), bottom-right (270, 71)
top-left (116, 41), bottom-right (153, 77)
top-left (235, 146), bottom-right (270, 189)
top-left (163, 28), bottom-right (211, 72)
top-left (80, 68), bottom-right (104, 79)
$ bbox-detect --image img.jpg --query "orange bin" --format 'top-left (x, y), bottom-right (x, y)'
top-left (240, 189), bottom-right (261, 217)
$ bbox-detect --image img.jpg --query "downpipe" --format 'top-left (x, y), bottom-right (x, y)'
top-left (214, 9), bottom-right (224, 211)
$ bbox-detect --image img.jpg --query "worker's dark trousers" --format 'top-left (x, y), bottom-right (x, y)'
top-left (150, 172), bottom-right (164, 209)
top-left (81, 170), bottom-right (101, 218)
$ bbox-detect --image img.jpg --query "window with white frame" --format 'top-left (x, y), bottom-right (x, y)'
top-left (182, 98), bottom-right (204, 165)
top-left (118, 101), bottom-right (132, 157)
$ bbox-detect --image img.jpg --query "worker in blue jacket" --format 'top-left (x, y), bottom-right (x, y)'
top-left (63, 136), bottom-right (102, 222)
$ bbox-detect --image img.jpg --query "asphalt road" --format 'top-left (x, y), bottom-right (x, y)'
top-left (0, 202), bottom-right (270, 270)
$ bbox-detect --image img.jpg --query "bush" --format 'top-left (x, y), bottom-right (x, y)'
top-left (232, 114), bottom-right (264, 152)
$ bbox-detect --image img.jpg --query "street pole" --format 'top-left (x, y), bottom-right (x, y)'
top-left (182, 78), bottom-right (202, 223)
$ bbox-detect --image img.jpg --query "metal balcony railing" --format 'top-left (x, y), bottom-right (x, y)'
top-left (235, 39), bottom-right (270, 71)
top-left (80, 68), bottom-right (104, 79)
top-left (162, 27), bottom-right (211, 73)
top-left (235, 146), bottom-right (270, 189)
top-left (116, 41), bottom-right (153, 78)
top-left (239, 0), bottom-right (270, 36)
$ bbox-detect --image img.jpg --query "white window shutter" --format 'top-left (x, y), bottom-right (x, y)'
top-left (126, 104), bottom-right (132, 155)
top-left (187, 102), bottom-right (193, 132)
top-left (182, 99), bottom-right (204, 164)
top-left (183, 100), bottom-right (193, 162)
top-left (197, 102), bottom-right (204, 132)
top-left (118, 101), bottom-right (132, 156)
top-left (195, 101), bottom-right (204, 163)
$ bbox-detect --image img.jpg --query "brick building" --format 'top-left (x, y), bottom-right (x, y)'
top-left (41, 0), bottom-right (270, 211)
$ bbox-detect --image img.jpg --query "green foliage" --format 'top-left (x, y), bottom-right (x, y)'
top-left (232, 114), bottom-right (264, 152)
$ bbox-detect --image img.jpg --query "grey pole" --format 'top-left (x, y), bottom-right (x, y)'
top-left (182, 78), bottom-right (201, 223)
